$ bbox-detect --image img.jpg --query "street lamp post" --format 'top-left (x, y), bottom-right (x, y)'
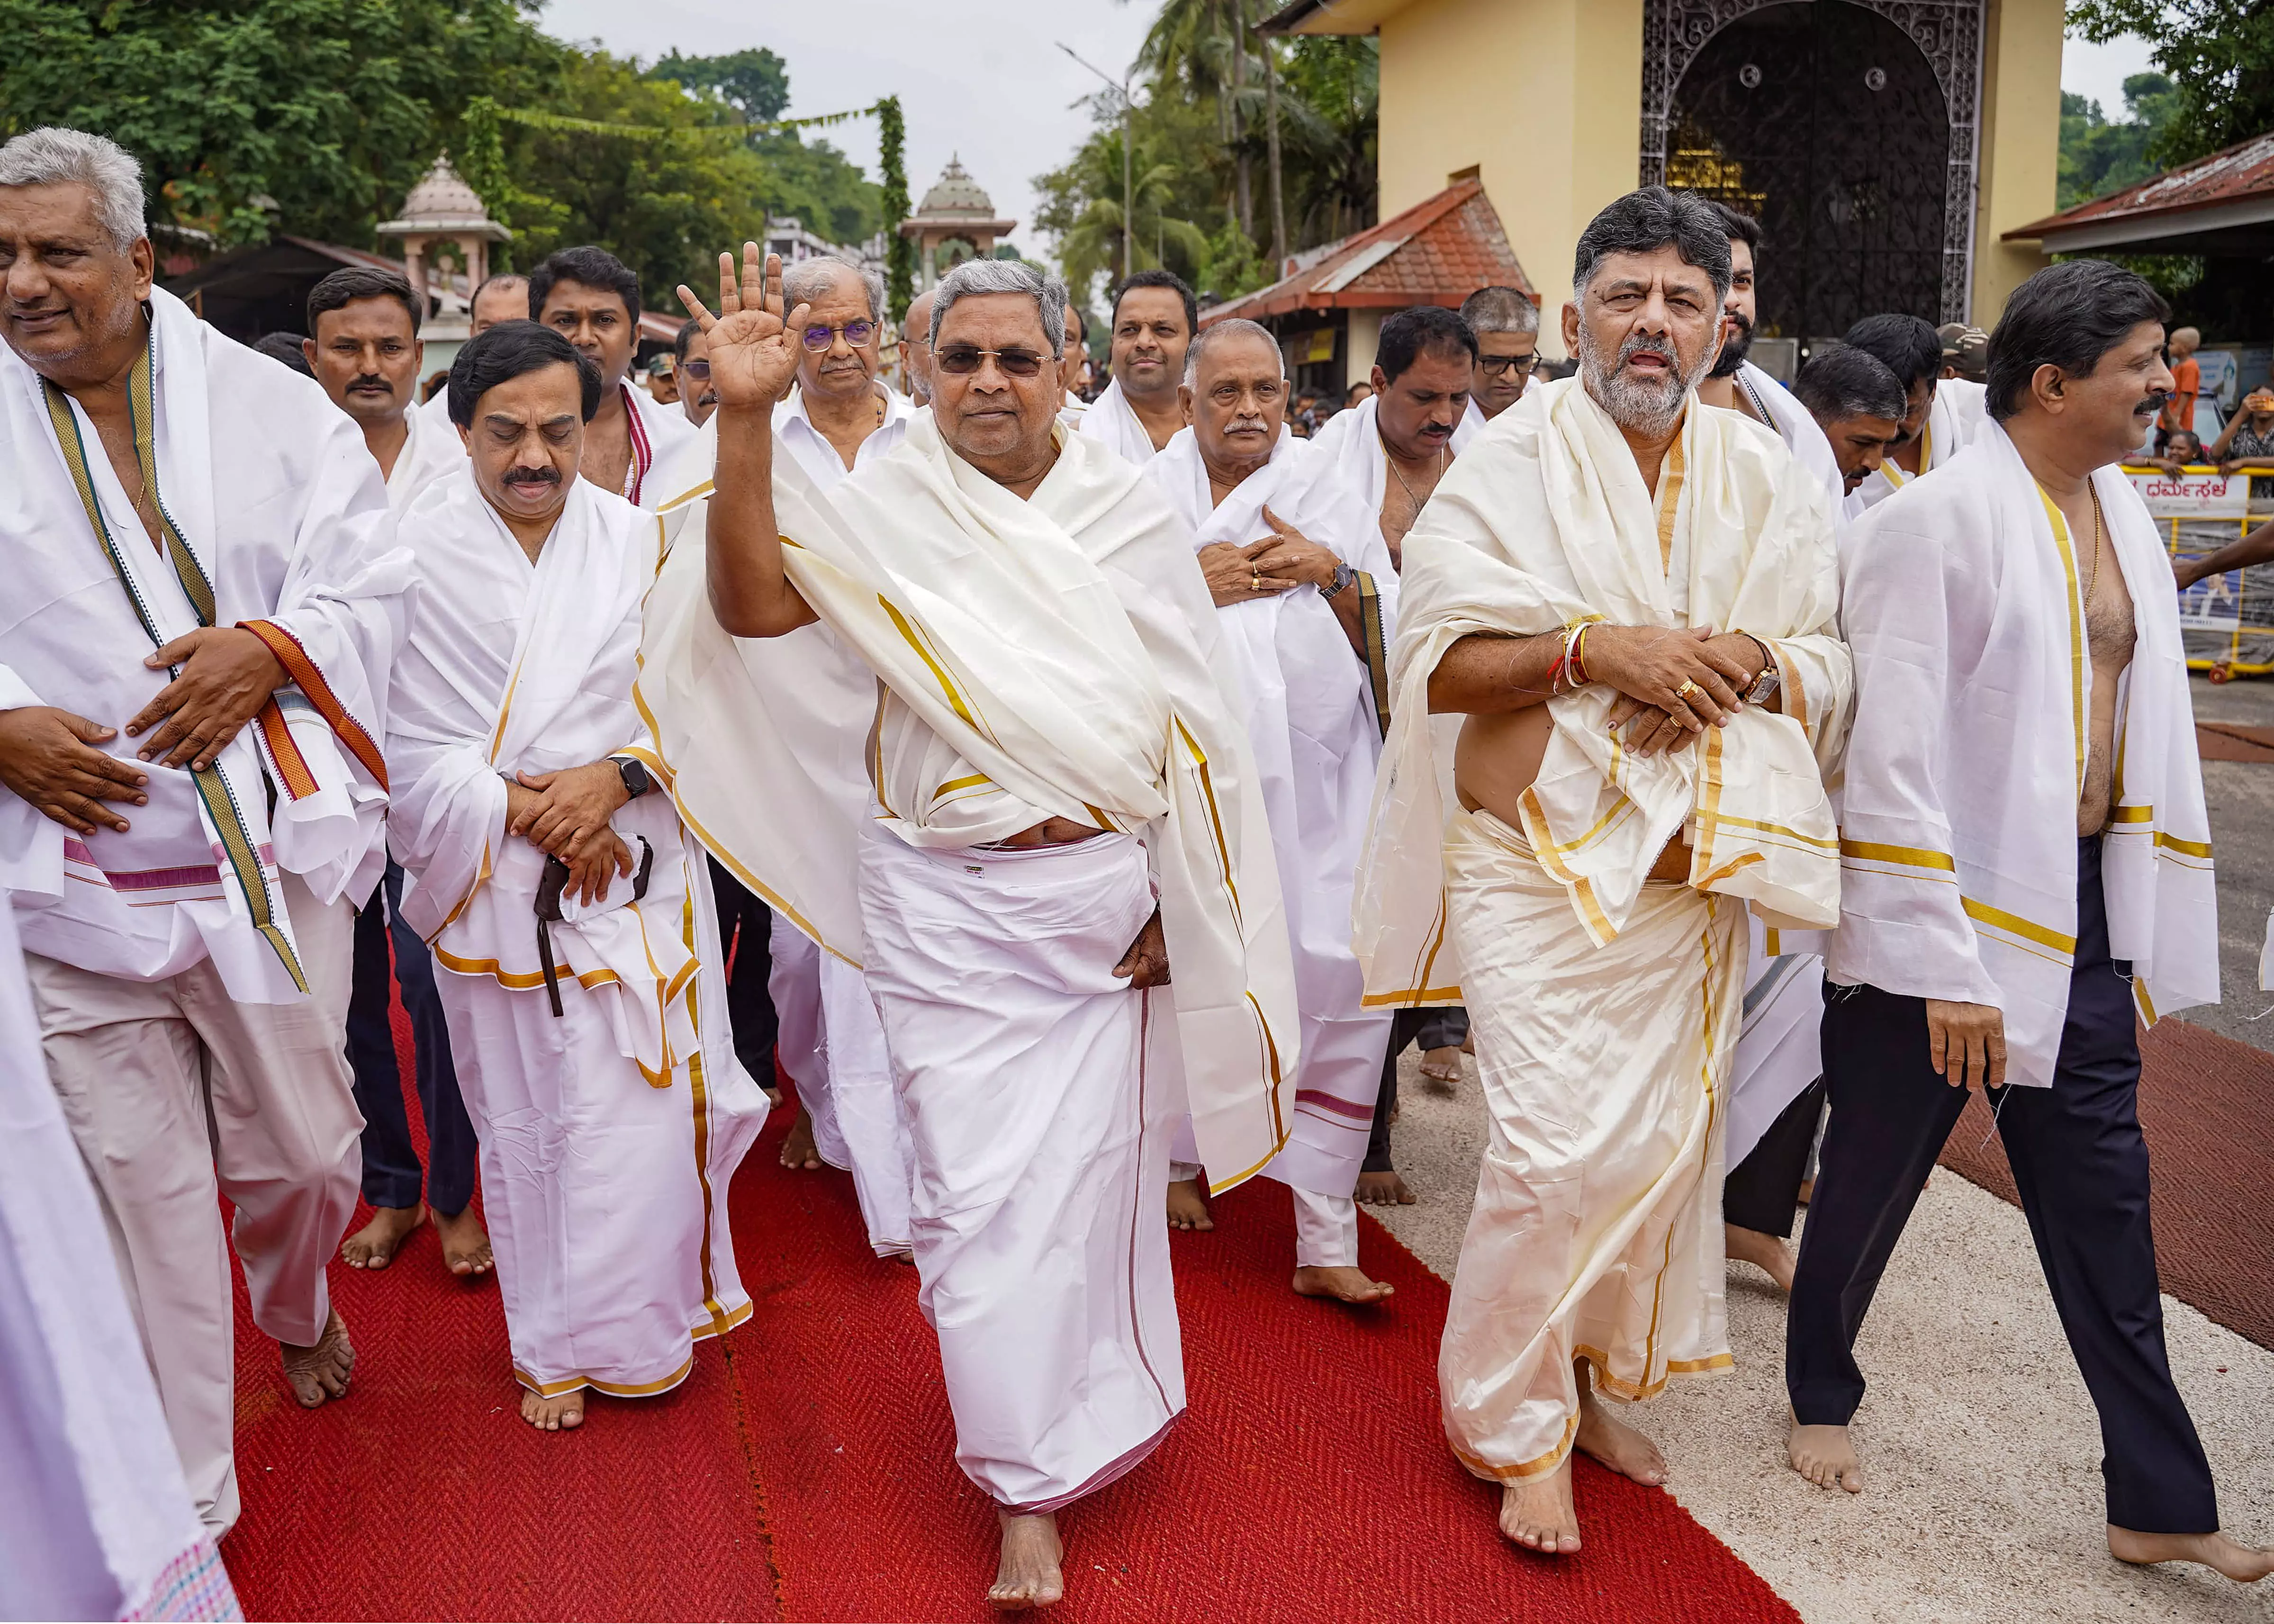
top-left (1058, 42), bottom-right (1134, 282)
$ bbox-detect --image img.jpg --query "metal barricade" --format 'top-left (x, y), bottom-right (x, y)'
top-left (2124, 465), bottom-right (2274, 677)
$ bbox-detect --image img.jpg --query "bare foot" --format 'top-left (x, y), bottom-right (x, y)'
top-left (1419, 1045), bottom-right (1462, 1086)
top-left (989, 1509), bottom-right (1064, 1610)
top-left (340, 1202), bottom-right (424, 1269)
top-left (2108, 1526), bottom-right (2273, 1581)
top-left (888, 1248), bottom-right (917, 1265)
top-left (1724, 1222), bottom-right (1796, 1292)
top-left (763, 1085), bottom-right (785, 1108)
top-left (1354, 1170), bottom-right (1416, 1205)
top-left (1166, 1178), bottom-right (1215, 1231)
top-left (520, 1387), bottom-right (585, 1433)
top-left (434, 1205), bottom-right (493, 1277)
top-left (780, 1105), bottom-right (821, 1171)
top-left (280, 1308), bottom-right (355, 1408)
top-left (1498, 1461), bottom-right (1581, 1554)
top-left (1574, 1378), bottom-right (1665, 1486)
top-left (1787, 1414), bottom-right (1864, 1493)
top-left (1292, 1264), bottom-right (1394, 1304)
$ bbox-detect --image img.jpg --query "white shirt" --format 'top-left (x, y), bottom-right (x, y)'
top-left (773, 382), bottom-right (914, 492)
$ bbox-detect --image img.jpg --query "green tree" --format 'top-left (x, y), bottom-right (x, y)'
top-left (2067, 0), bottom-right (2274, 165)
top-left (646, 46), bottom-right (789, 122)
top-left (2057, 72), bottom-right (2178, 206)
top-left (0, 0), bottom-right (563, 248)
top-left (643, 47), bottom-right (881, 248)
top-left (1034, 26), bottom-right (1379, 306)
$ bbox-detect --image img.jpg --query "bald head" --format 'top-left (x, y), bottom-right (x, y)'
top-left (900, 287), bottom-right (938, 404)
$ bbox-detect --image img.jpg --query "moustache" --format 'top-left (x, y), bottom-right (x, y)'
top-left (1620, 332), bottom-right (1678, 367)
top-left (347, 375), bottom-right (391, 392)
top-left (2138, 389), bottom-right (2170, 415)
top-left (503, 466), bottom-right (561, 487)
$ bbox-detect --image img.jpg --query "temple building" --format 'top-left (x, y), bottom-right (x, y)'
top-left (1264, 0), bottom-right (2065, 352)
top-left (899, 157), bottom-right (1019, 290)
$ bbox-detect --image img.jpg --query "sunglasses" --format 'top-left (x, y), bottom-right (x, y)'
top-left (934, 345), bottom-right (1050, 378)
top-left (803, 320), bottom-right (877, 351)
top-left (1479, 353), bottom-right (1538, 376)
top-left (678, 358), bottom-right (711, 381)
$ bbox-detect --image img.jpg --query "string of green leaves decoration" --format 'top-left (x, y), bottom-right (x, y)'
top-left (459, 96), bottom-right (913, 318)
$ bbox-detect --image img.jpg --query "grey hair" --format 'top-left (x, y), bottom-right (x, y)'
top-left (782, 253), bottom-right (885, 327)
top-left (1182, 318), bottom-right (1284, 387)
top-left (1792, 343), bottom-right (1907, 425)
top-left (1459, 285), bottom-right (1539, 336)
top-left (1572, 186), bottom-right (1732, 302)
top-left (0, 126), bottom-right (146, 250)
top-left (929, 258), bottom-right (1068, 353)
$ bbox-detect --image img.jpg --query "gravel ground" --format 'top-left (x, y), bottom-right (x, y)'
top-left (1367, 1047), bottom-right (2274, 1624)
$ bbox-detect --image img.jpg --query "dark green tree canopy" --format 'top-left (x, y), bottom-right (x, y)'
top-left (2067, 0), bottom-right (2274, 167)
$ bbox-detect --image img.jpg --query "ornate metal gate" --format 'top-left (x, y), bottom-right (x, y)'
top-left (1639, 0), bottom-right (1984, 329)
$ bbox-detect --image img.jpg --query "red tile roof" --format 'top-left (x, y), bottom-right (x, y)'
top-left (2005, 131), bottom-right (2274, 245)
top-left (1201, 179), bottom-right (1535, 324)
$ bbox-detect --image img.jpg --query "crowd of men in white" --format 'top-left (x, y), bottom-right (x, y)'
top-left (1, 123), bottom-right (2268, 1619)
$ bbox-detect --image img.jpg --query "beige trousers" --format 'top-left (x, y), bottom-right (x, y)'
top-left (28, 871), bottom-right (361, 1537)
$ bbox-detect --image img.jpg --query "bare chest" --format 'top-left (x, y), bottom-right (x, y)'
top-left (581, 409), bottom-right (633, 496)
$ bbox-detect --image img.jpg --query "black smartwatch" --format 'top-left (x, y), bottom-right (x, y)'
top-left (611, 755), bottom-right (655, 800)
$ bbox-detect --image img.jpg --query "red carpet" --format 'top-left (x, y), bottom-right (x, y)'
top-left (220, 995), bottom-right (1795, 1621)
top-left (1939, 1017), bottom-right (2274, 1351)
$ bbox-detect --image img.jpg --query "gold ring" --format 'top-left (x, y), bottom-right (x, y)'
top-left (1676, 679), bottom-right (1702, 700)
top-left (1251, 572), bottom-right (1262, 591)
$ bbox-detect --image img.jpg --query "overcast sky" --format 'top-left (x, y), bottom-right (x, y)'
top-left (534, 0), bottom-right (1157, 262)
top-left (532, 2), bottom-right (2163, 265)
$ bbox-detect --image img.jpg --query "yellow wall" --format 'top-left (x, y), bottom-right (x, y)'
top-left (1373, 0), bottom-right (1644, 357)
top-left (1972, 0), bottom-right (2062, 325)
top-left (1353, 0), bottom-right (2064, 342)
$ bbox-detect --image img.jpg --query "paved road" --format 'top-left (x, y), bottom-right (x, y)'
top-left (2184, 673), bottom-right (2274, 1051)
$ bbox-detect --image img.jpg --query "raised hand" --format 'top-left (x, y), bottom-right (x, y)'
top-left (675, 244), bottom-right (811, 412)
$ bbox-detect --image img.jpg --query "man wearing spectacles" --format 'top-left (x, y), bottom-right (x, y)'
top-left (646, 250), bottom-right (1293, 1611)
top-left (1459, 285), bottom-right (1543, 427)
top-left (758, 251), bottom-right (920, 1267)
top-left (673, 318), bottom-right (718, 428)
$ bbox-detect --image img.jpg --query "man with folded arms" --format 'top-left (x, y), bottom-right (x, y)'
top-left (1356, 186), bottom-right (1851, 1555)
top-left (1790, 259), bottom-right (2270, 1584)
top-left (386, 321), bottom-right (766, 1434)
top-left (644, 251), bottom-right (1294, 1609)
top-left (0, 126), bottom-right (408, 1532)
top-left (1146, 316), bottom-right (1396, 1303)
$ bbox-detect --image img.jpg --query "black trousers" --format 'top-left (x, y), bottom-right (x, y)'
top-left (708, 855), bottom-right (780, 1083)
top-left (1787, 838), bottom-right (2217, 1534)
top-left (1724, 1076), bottom-right (1824, 1238)
top-left (1364, 1006), bottom-right (1470, 1173)
top-left (347, 860), bottom-right (478, 1214)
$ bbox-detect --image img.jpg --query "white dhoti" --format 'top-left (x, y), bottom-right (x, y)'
top-left (1358, 380), bottom-right (1851, 1485)
top-left (768, 917), bottom-right (916, 1255)
top-left (390, 472), bottom-right (767, 1402)
top-left (1, 899), bottom-right (244, 1621)
top-left (857, 824), bottom-right (1182, 1509)
top-left (26, 870), bottom-right (359, 1534)
top-left (1438, 812), bottom-right (1740, 1476)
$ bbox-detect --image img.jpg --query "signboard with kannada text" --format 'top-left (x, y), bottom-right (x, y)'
top-left (2124, 467), bottom-right (2249, 519)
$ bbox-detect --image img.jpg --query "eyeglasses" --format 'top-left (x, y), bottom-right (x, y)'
top-left (1479, 353), bottom-right (1539, 376)
top-left (678, 358), bottom-right (711, 381)
top-left (934, 345), bottom-right (1050, 378)
top-left (803, 320), bottom-right (877, 351)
